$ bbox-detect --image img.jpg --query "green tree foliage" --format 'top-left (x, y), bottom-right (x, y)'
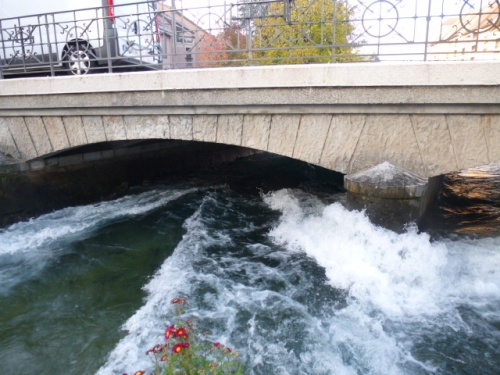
top-left (252, 0), bottom-right (358, 64)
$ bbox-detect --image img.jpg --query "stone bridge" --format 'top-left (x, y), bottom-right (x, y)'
top-left (0, 62), bottom-right (499, 181)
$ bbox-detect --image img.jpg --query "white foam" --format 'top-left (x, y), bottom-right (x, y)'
top-left (264, 189), bottom-right (449, 318)
top-left (0, 188), bottom-right (197, 255)
top-left (440, 236), bottom-right (500, 321)
top-left (96, 188), bottom-right (499, 375)
top-left (263, 189), bottom-right (500, 373)
top-left (95, 196), bottom-right (222, 375)
top-left (0, 188), bottom-right (198, 293)
top-left (95, 193), bottom-right (351, 375)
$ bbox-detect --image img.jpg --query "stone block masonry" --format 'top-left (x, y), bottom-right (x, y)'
top-left (0, 113), bottom-right (498, 180)
top-left (0, 62), bottom-right (498, 187)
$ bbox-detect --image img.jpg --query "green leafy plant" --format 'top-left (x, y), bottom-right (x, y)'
top-left (252, 0), bottom-right (359, 64)
top-left (124, 298), bottom-right (244, 375)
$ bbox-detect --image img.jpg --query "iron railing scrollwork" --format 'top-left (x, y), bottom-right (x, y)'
top-left (0, 0), bottom-right (499, 77)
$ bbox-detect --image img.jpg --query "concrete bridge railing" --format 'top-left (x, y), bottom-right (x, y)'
top-left (0, 62), bottom-right (499, 179)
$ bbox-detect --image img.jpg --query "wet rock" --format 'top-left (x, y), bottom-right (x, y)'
top-left (344, 161), bottom-right (428, 199)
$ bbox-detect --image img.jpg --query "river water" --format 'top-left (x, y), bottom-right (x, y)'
top-left (0, 155), bottom-right (498, 375)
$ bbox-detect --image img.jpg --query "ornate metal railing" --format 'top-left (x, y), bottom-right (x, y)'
top-left (165, 0), bottom-right (500, 67)
top-left (0, 1), bottom-right (162, 77)
top-left (1, 0), bottom-right (499, 77)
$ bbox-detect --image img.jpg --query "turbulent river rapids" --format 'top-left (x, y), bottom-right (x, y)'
top-left (0, 155), bottom-right (498, 375)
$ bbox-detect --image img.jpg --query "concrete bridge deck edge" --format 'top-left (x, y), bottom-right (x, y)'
top-left (1, 61), bottom-right (499, 97)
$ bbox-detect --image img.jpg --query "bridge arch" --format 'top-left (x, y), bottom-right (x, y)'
top-left (0, 63), bottom-right (499, 178)
top-left (1, 112), bottom-right (498, 179)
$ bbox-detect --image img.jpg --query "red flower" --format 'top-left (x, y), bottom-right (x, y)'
top-left (174, 327), bottom-right (189, 339)
top-left (223, 348), bottom-right (232, 354)
top-left (134, 371), bottom-right (145, 375)
top-left (146, 344), bottom-right (165, 355)
top-left (171, 298), bottom-right (186, 304)
top-left (165, 325), bottom-right (175, 340)
top-left (171, 342), bottom-right (191, 354)
top-left (160, 354), bottom-right (168, 362)
top-left (213, 342), bottom-right (222, 347)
